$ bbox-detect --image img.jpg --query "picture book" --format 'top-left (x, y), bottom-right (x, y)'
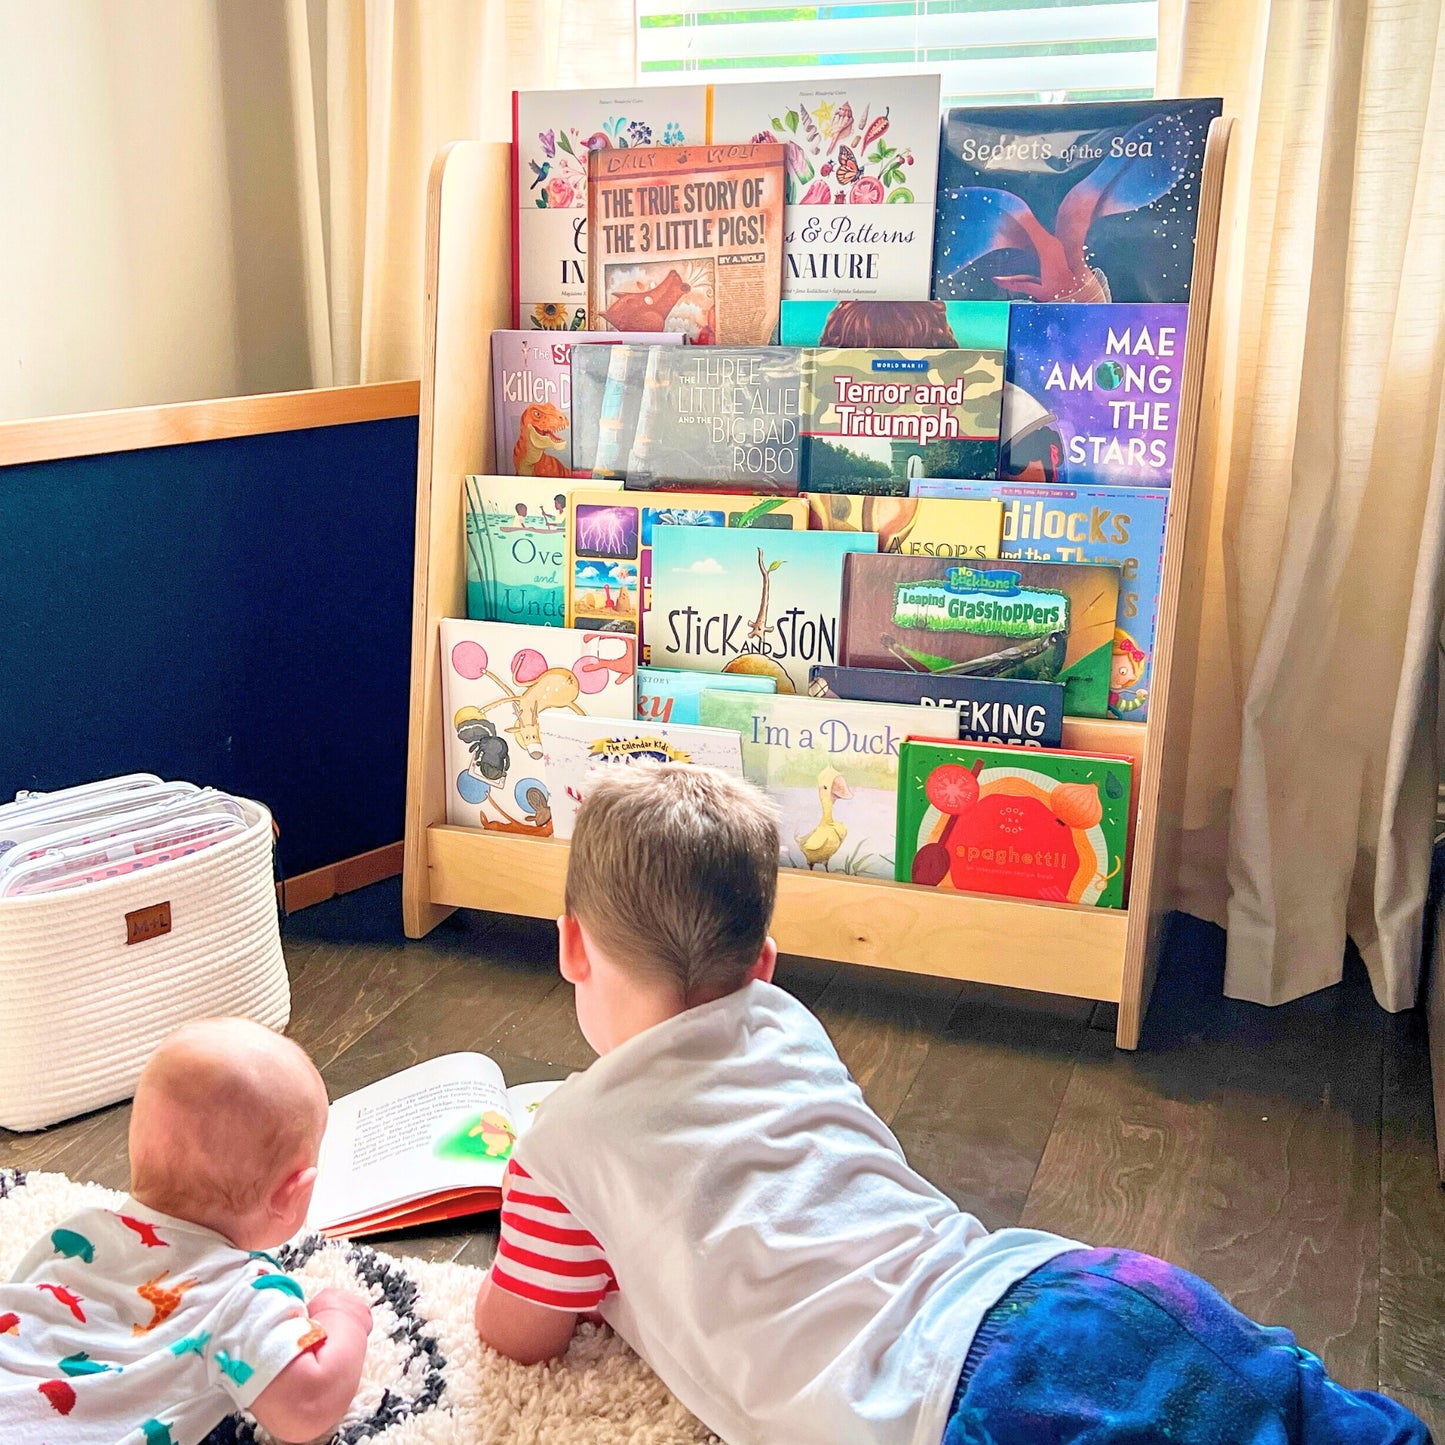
top-left (637, 666), bottom-right (777, 726)
top-left (780, 299), bottom-right (1009, 350)
top-left (566, 489), bottom-right (809, 661)
top-left (909, 480), bottom-right (1168, 719)
top-left (933, 98), bottom-right (1222, 304)
top-left (802, 348), bottom-right (1004, 495)
top-left (998, 305), bottom-right (1187, 488)
top-left (698, 690), bottom-right (934, 879)
top-left (464, 475), bottom-right (579, 626)
top-left (309, 1053), bottom-right (561, 1237)
top-left (538, 712), bottom-right (746, 840)
top-left (587, 142), bottom-right (786, 345)
top-left (624, 346), bottom-right (805, 491)
top-left (707, 75), bottom-right (942, 301)
top-left (805, 492), bottom-right (1002, 560)
top-left (513, 85), bottom-right (707, 329)
top-left (896, 739), bottom-right (1131, 909)
top-left (491, 330), bottom-right (678, 478)
top-left (440, 618), bottom-right (637, 833)
top-left (837, 554), bottom-right (1120, 717)
top-left (808, 665), bottom-right (1064, 748)
top-left (650, 526), bottom-right (878, 695)
top-left (572, 342), bottom-right (650, 479)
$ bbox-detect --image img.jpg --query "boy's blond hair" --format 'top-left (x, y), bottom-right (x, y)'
top-left (565, 764), bottom-right (779, 1001)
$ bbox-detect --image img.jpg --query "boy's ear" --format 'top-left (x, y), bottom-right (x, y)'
top-left (270, 1164), bottom-right (317, 1220)
top-left (748, 936), bottom-right (778, 986)
top-left (557, 913), bottom-right (591, 985)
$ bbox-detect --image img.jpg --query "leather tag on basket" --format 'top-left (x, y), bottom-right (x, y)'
top-left (125, 901), bottom-right (172, 946)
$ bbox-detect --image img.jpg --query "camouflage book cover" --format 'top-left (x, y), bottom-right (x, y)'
top-left (837, 553), bottom-right (1121, 717)
top-left (802, 349), bottom-right (1004, 496)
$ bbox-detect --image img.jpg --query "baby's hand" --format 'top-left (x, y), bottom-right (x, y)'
top-left (309, 1287), bottom-right (374, 1336)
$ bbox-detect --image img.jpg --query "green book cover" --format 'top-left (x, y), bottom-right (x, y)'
top-left (896, 739), bottom-right (1131, 908)
top-left (464, 476), bottom-right (571, 625)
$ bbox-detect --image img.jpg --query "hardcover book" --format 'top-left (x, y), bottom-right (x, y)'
top-left (837, 554), bottom-right (1120, 717)
top-left (649, 526), bottom-right (878, 694)
top-left (909, 480), bottom-right (1168, 719)
top-left (538, 712), bottom-right (746, 839)
top-left (805, 493), bottom-right (1002, 560)
top-left (802, 348), bottom-right (1004, 495)
top-left (440, 619), bottom-right (637, 833)
top-left (698, 691), bottom-right (935, 879)
top-left (896, 738), bottom-right (1131, 908)
top-left (572, 343), bottom-right (649, 479)
top-left (636, 667), bottom-right (777, 726)
top-left (708, 75), bottom-right (942, 301)
top-left (780, 299), bottom-right (1010, 350)
top-left (624, 346), bottom-right (806, 492)
top-left (932, 98), bottom-right (1223, 304)
top-left (513, 86), bottom-right (706, 329)
top-left (998, 304), bottom-right (1186, 488)
top-left (492, 330), bottom-right (679, 478)
top-left (587, 142), bottom-right (786, 345)
top-left (565, 488), bottom-right (809, 661)
top-left (808, 665), bottom-right (1064, 748)
top-left (464, 475), bottom-right (581, 626)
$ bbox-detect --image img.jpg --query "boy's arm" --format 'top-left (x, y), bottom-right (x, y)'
top-left (249, 1289), bottom-right (372, 1443)
top-left (474, 1270), bottom-right (579, 1365)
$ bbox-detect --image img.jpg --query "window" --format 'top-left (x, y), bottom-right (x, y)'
top-left (636, 1), bottom-right (1159, 106)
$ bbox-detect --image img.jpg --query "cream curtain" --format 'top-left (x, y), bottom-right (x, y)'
top-left (1158, 0), bottom-right (1445, 1007)
top-left (283, 0), bottom-right (637, 387)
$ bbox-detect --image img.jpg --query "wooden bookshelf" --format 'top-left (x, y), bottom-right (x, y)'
top-left (402, 121), bottom-right (1234, 1048)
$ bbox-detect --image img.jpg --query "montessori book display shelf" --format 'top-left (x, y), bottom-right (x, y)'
top-left (402, 121), bottom-right (1234, 1051)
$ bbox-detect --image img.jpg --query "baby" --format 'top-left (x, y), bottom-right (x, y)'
top-left (474, 764), bottom-right (1430, 1445)
top-left (0, 1018), bottom-right (371, 1444)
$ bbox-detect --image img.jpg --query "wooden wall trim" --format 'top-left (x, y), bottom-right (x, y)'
top-left (0, 381), bottom-right (420, 468)
top-left (280, 841), bottom-right (404, 914)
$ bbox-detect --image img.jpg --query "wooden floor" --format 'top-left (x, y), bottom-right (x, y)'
top-left (4, 880), bottom-right (1443, 1427)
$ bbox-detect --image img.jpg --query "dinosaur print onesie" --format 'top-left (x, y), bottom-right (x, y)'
top-left (0, 1200), bottom-right (325, 1444)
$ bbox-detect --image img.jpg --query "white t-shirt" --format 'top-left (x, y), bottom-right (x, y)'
top-left (0, 1199), bottom-right (323, 1445)
top-left (491, 980), bottom-right (1078, 1445)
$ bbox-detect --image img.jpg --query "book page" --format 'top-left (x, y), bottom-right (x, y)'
top-left (507, 1079), bottom-right (565, 1134)
top-left (308, 1053), bottom-right (515, 1231)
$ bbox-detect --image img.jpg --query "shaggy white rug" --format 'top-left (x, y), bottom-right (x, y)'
top-left (0, 1170), bottom-right (719, 1445)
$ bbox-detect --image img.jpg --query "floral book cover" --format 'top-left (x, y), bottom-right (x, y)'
top-left (708, 75), bottom-right (942, 301)
top-left (491, 330), bottom-right (678, 478)
top-left (998, 304), bottom-right (1187, 489)
top-left (896, 738), bottom-right (1131, 909)
top-left (624, 347), bottom-right (805, 492)
top-left (698, 690), bottom-right (935, 879)
top-left (439, 618), bottom-right (636, 834)
top-left (909, 479), bottom-right (1168, 720)
top-left (649, 525), bottom-right (878, 695)
top-left (837, 553), bottom-right (1120, 717)
top-left (932, 98), bottom-right (1222, 304)
top-left (538, 712), bottom-right (746, 840)
top-left (513, 86), bottom-right (706, 330)
top-left (779, 299), bottom-right (1010, 349)
top-left (586, 142), bottom-right (786, 345)
top-left (802, 349), bottom-right (1004, 495)
top-left (565, 488), bottom-right (808, 662)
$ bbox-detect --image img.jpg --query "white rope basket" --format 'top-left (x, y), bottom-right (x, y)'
top-left (0, 798), bottom-right (289, 1131)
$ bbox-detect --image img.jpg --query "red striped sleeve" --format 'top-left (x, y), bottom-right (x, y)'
top-left (489, 1159), bottom-right (615, 1312)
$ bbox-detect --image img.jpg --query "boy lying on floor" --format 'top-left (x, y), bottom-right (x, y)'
top-left (475, 764), bottom-right (1431, 1445)
top-left (0, 1019), bottom-right (372, 1444)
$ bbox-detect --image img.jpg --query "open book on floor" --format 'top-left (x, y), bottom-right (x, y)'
top-left (307, 1054), bottom-right (562, 1239)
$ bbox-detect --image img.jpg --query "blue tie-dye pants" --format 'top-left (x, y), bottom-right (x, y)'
top-left (943, 1248), bottom-right (1431, 1444)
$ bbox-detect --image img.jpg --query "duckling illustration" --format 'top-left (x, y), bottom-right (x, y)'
top-left (795, 767), bottom-right (854, 871)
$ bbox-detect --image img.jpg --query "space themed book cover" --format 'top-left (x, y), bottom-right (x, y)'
top-left (837, 553), bottom-right (1120, 717)
top-left (895, 738), bottom-right (1131, 908)
top-left (998, 304), bottom-right (1187, 488)
top-left (907, 479), bottom-right (1168, 720)
top-left (440, 619), bottom-right (637, 833)
top-left (932, 98), bottom-right (1222, 304)
top-left (587, 142), bottom-right (786, 345)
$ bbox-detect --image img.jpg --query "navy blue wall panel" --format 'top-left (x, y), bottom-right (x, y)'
top-left (0, 416), bottom-right (418, 879)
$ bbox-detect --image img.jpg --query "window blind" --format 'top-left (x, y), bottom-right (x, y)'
top-left (637, 0), bottom-right (1158, 105)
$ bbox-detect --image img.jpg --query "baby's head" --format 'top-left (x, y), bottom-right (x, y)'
top-left (560, 764), bottom-right (780, 1054)
top-left (128, 1018), bottom-right (329, 1250)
